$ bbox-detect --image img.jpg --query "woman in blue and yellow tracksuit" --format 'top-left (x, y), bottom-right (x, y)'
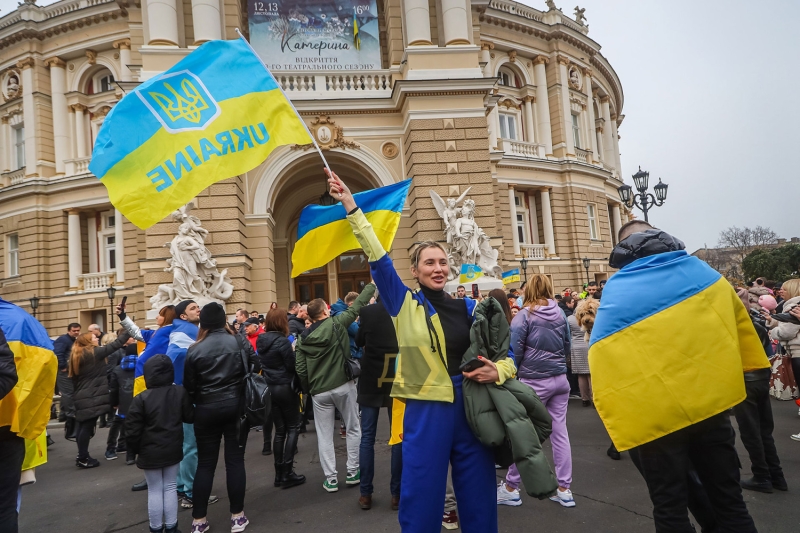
top-left (327, 170), bottom-right (516, 533)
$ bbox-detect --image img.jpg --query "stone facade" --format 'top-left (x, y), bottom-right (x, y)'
top-left (0, 0), bottom-right (628, 336)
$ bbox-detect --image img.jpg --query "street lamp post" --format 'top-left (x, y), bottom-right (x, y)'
top-left (107, 286), bottom-right (117, 333)
top-left (582, 257), bottom-right (591, 285)
top-left (519, 257), bottom-right (529, 286)
top-left (29, 295), bottom-right (40, 319)
top-left (617, 166), bottom-right (668, 223)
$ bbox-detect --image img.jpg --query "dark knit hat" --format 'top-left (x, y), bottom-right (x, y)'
top-left (244, 317), bottom-right (260, 326)
top-left (175, 299), bottom-right (195, 318)
top-left (200, 302), bottom-right (227, 329)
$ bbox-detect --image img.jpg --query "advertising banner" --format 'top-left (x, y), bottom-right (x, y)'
top-left (248, 0), bottom-right (381, 71)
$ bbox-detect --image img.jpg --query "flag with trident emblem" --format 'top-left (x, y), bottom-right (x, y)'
top-left (90, 37), bottom-right (313, 229)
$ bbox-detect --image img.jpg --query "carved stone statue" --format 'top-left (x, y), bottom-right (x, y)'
top-left (545, 0), bottom-right (558, 11)
top-left (574, 6), bottom-right (587, 25)
top-left (6, 75), bottom-right (19, 99)
top-left (149, 203), bottom-right (234, 311)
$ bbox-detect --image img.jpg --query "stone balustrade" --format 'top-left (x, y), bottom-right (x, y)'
top-left (78, 271), bottom-right (115, 292)
top-left (274, 72), bottom-right (394, 100)
top-left (521, 244), bottom-right (546, 260)
top-left (498, 138), bottom-right (545, 159)
top-left (575, 147), bottom-right (589, 163)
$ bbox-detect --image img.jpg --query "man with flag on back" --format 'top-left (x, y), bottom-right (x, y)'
top-left (589, 220), bottom-right (767, 532)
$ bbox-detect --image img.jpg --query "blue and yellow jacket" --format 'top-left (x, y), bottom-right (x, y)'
top-left (347, 209), bottom-right (515, 403)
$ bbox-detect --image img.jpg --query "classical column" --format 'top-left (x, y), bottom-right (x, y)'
top-left (522, 96), bottom-right (535, 144)
top-left (146, 0), bottom-right (180, 45)
top-left (113, 39), bottom-right (133, 81)
top-left (583, 68), bottom-right (598, 163)
top-left (600, 96), bottom-right (614, 169)
top-left (532, 56), bottom-right (553, 156)
top-left (71, 104), bottom-right (88, 158)
top-left (115, 209), bottom-right (125, 282)
top-left (0, 117), bottom-right (7, 172)
top-left (611, 114), bottom-right (622, 178)
top-left (611, 203), bottom-right (622, 244)
top-left (488, 104), bottom-right (499, 151)
top-left (527, 192), bottom-right (540, 244)
top-left (67, 210), bottom-right (83, 289)
top-left (87, 213), bottom-right (98, 273)
top-left (403, 0), bottom-right (432, 45)
top-left (191, 0), bottom-right (221, 44)
top-left (480, 43), bottom-right (494, 77)
top-left (556, 55), bottom-right (574, 157)
top-left (17, 58), bottom-right (36, 175)
top-left (539, 189), bottom-right (556, 256)
top-left (441, 0), bottom-right (470, 45)
top-left (508, 186), bottom-right (520, 256)
top-left (45, 57), bottom-right (69, 175)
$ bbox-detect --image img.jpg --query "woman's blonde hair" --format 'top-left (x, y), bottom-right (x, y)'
top-left (522, 274), bottom-right (554, 311)
top-left (68, 333), bottom-right (97, 377)
top-left (410, 241), bottom-right (447, 270)
top-left (782, 279), bottom-right (800, 299)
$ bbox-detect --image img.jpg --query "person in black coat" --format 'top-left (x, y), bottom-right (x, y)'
top-left (69, 330), bottom-right (131, 468)
top-left (126, 354), bottom-right (193, 533)
top-left (287, 301), bottom-right (307, 337)
top-left (107, 342), bottom-right (138, 463)
top-left (257, 309), bottom-right (306, 489)
top-left (354, 297), bottom-right (402, 510)
top-left (53, 323), bottom-right (80, 432)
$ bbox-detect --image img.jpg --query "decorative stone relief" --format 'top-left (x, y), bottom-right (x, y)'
top-left (2, 70), bottom-right (21, 102)
top-left (381, 142), bottom-right (399, 160)
top-left (568, 65), bottom-right (582, 90)
top-left (293, 115), bottom-right (359, 151)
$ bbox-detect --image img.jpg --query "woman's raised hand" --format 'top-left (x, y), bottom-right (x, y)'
top-left (325, 168), bottom-right (357, 212)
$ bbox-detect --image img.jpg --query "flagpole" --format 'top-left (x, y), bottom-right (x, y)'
top-left (235, 28), bottom-right (333, 179)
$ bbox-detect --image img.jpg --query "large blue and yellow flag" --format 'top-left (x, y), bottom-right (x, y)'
top-left (588, 250), bottom-right (769, 451)
top-left (291, 179), bottom-right (411, 277)
top-left (90, 37), bottom-right (313, 229)
top-left (459, 264), bottom-right (484, 284)
top-left (0, 298), bottom-right (57, 440)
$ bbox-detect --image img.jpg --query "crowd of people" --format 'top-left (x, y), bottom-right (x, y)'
top-left (1, 169), bottom-right (799, 533)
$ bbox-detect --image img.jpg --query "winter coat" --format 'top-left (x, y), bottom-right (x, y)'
top-left (355, 301), bottom-right (399, 408)
top-left (296, 284), bottom-right (375, 395)
top-left (125, 354), bottom-right (193, 469)
top-left (287, 314), bottom-right (306, 337)
top-left (770, 296), bottom-right (800, 358)
top-left (608, 229), bottom-right (685, 270)
top-left (53, 333), bottom-right (76, 371)
top-left (183, 329), bottom-right (260, 405)
top-left (257, 331), bottom-right (296, 386)
top-left (109, 350), bottom-right (137, 417)
top-left (511, 300), bottom-right (570, 380)
top-left (72, 331), bottom-right (130, 421)
top-left (461, 298), bottom-right (558, 498)
top-left (330, 299), bottom-right (363, 359)
top-left (748, 286), bottom-right (771, 312)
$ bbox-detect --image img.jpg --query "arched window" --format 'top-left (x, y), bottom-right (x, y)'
top-left (498, 66), bottom-right (522, 88)
top-left (85, 68), bottom-right (115, 95)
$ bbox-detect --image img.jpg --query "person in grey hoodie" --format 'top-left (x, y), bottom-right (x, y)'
top-left (497, 274), bottom-right (573, 509)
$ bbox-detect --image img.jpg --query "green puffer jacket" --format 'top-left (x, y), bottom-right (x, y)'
top-left (462, 297), bottom-right (558, 499)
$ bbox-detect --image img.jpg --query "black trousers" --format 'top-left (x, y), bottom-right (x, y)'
top-left (270, 384), bottom-right (301, 465)
top-left (732, 377), bottom-right (783, 481)
top-left (193, 398), bottom-right (247, 519)
top-left (634, 413), bottom-right (757, 533)
top-left (0, 428), bottom-right (24, 533)
top-left (76, 417), bottom-right (97, 461)
top-left (262, 407), bottom-right (273, 446)
top-left (106, 415), bottom-right (127, 452)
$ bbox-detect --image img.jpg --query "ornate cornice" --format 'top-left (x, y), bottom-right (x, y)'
top-left (0, 9), bottom-right (126, 51)
top-left (112, 38), bottom-right (131, 50)
top-left (16, 57), bottom-right (34, 70)
top-left (44, 57), bottom-right (66, 69)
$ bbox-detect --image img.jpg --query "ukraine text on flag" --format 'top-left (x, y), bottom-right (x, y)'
top-left (588, 250), bottom-right (769, 452)
top-left (90, 38), bottom-right (313, 230)
top-left (292, 179), bottom-right (412, 278)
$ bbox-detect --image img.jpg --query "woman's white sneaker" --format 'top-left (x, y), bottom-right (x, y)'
top-left (549, 488), bottom-right (576, 508)
top-left (496, 482), bottom-right (522, 506)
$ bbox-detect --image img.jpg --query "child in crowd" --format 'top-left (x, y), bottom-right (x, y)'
top-left (106, 341), bottom-right (138, 463)
top-left (126, 355), bottom-right (194, 533)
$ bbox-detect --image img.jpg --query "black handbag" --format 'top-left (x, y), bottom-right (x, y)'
top-left (238, 338), bottom-right (271, 427)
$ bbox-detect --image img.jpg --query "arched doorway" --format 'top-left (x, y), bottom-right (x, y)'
top-left (256, 148), bottom-right (393, 305)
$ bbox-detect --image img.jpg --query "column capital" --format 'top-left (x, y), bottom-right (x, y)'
top-left (556, 54), bottom-right (571, 66)
top-left (581, 67), bottom-right (593, 78)
top-left (533, 55), bottom-right (550, 66)
top-left (16, 57), bottom-right (35, 70)
top-left (66, 208), bottom-right (81, 215)
top-left (599, 95), bottom-right (610, 104)
top-left (44, 57), bottom-right (67, 69)
top-left (70, 103), bottom-right (87, 112)
top-left (1, 116), bottom-right (8, 124)
top-left (112, 38), bottom-right (132, 50)
top-left (480, 42), bottom-right (495, 51)
top-left (610, 113), bottom-right (617, 121)
top-left (522, 95), bottom-right (535, 104)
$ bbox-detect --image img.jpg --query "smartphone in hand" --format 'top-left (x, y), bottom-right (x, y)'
top-left (459, 357), bottom-right (486, 373)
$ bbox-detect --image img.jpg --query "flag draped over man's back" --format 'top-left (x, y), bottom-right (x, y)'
top-left (90, 37), bottom-right (313, 229)
top-left (291, 179), bottom-right (412, 277)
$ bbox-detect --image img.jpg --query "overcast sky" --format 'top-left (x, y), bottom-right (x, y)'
top-left (1, 0), bottom-right (797, 251)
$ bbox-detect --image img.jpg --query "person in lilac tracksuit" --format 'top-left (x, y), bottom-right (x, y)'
top-left (497, 274), bottom-right (574, 509)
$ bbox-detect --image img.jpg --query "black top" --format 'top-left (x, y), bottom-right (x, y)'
top-left (355, 301), bottom-right (399, 407)
top-left (256, 331), bottom-right (296, 386)
top-left (420, 285), bottom-right (471, 376)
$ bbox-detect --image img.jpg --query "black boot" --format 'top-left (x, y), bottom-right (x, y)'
top-left (262, 441), bottom-right (272, 455)
top-left (274, 461), bottom-right (284, 487)
top-left (281, 461), bottom-right (306, 489)
top-left (607, 444), bottom-right (621, 460)
top-left (164, 523), bottom-right (181, 533)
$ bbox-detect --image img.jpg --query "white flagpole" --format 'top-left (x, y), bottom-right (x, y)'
top-left (235, 28), bottom-right (334, 180)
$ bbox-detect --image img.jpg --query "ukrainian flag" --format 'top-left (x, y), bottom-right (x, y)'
top-left (460, 264), bottom-right (483, 284)
top-left (502, 268), bottom-right (520, 284)
top-left (291, 179), bottom-right (411, 277)
top-left (588, 250), bottom-right (769, 451)
top-left (90, 37), bottom-right (313, 230)
top-left (0, 299), bottom-right (57, 440)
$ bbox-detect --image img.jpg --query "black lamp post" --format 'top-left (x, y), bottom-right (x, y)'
top-left (29, 295), bottom-right (39, 319)
top-left (107, 285), bottom-right (117, 333)
top-left (617, 166), bottom-right (668, 223)
top-left (519, 257), bottom-right (529, 286)
top-left (582, 257), bottom-right (591, 285)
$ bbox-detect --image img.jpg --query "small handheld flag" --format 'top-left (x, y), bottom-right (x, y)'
top-left (460, 264), bottom-right (484, 284)
top-left (502, 269), bottom-right (520, 284)
top-left (353, 8), bottom-right (361, 50)
top-left (90, 37), bottom-right (314, 229)
top-left (292, 179), bottom-right (411, 277)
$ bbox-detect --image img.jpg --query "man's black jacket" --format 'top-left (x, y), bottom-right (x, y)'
top-left (355, 301), bottom-right (398, 408)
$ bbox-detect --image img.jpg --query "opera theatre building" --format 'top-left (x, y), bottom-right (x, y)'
top-left (0, 0), bottom-right (628, 334)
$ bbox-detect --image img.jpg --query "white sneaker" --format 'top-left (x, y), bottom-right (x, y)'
top-left (496, 482), bottom-right (522, 506)
top-left (549, 488), bottom-right (576, 508)
top-left (791, 433), bottom-right (800, 442)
